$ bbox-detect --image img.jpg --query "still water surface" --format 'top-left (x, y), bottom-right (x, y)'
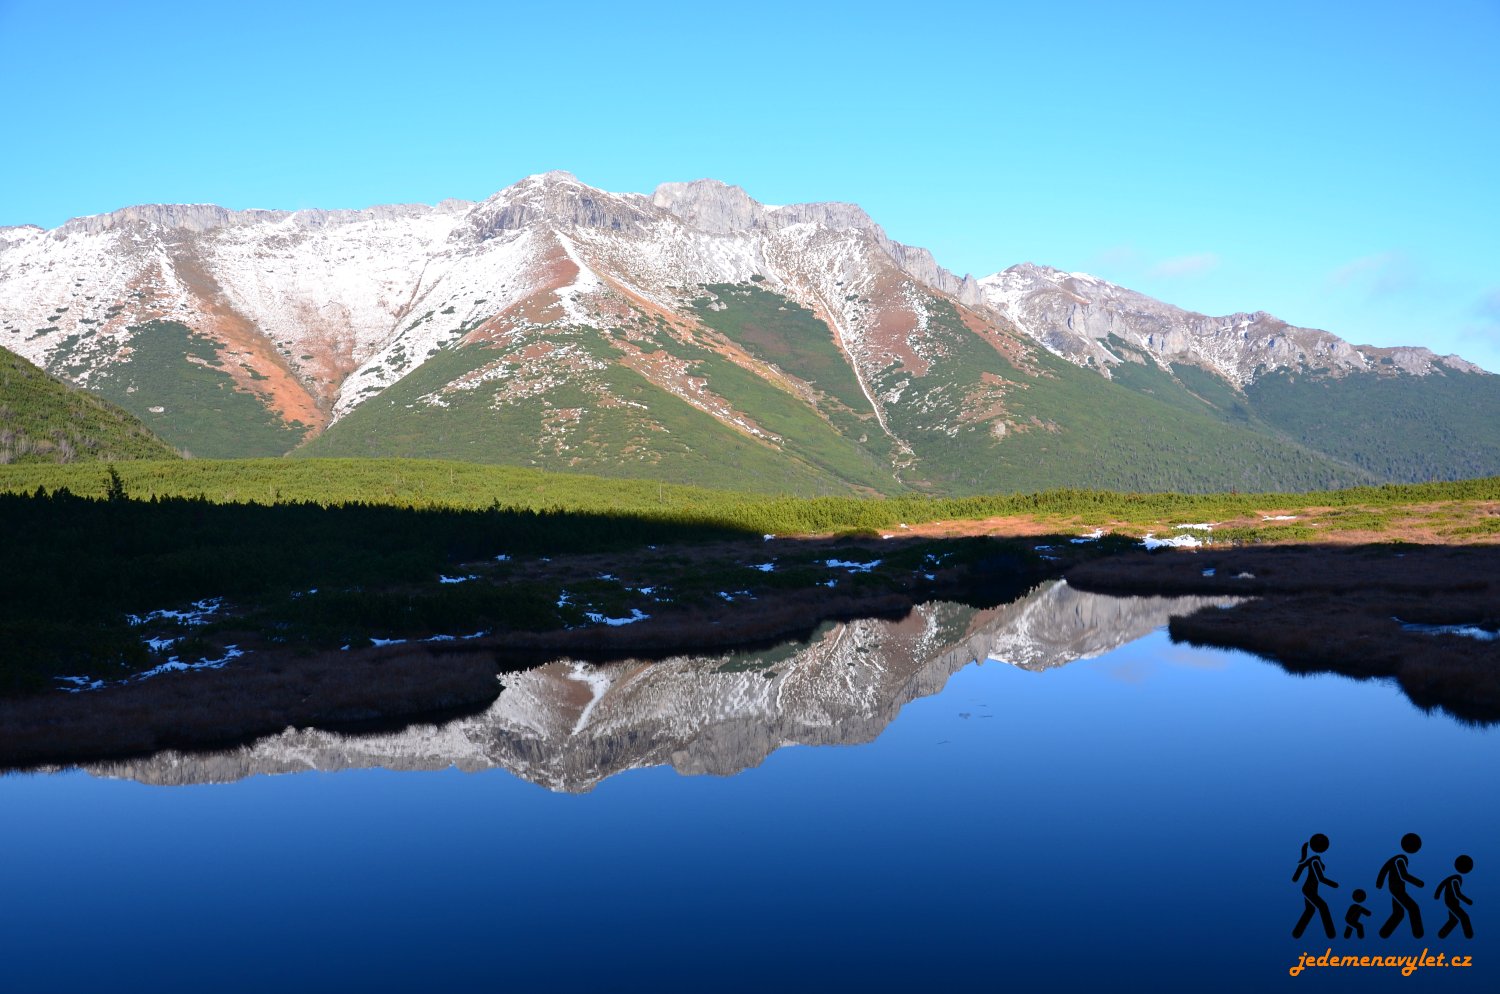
top-left (2, 582), bottom-right (1494, 992)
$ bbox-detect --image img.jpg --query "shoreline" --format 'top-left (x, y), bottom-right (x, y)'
top-left (4, 529), bottom-right (1497, 770)
top-left (0, 564), bottom-right (1044, 770)
top-left (1066, 544), bottom-right (1500, 722)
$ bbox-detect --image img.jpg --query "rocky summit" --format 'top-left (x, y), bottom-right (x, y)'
top-left (2, 172), bottom-right (1496, 492)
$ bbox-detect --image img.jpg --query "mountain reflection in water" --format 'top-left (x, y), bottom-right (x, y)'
top-left (86, 582), bottom-right (1241, 791)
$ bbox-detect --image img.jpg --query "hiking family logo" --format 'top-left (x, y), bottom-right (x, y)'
top-left (1288, 832), bottom-right (1477, 978)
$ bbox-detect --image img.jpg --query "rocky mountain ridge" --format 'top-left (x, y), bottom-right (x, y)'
top-left (979, 262), bottom-right (1478, 385)
top-left (2, 172), bottom-right (1494, 490)
top-left (6, 172), bottom-right (1471, 397)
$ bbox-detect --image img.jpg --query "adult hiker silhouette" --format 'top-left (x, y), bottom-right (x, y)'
top-left (1377, 833), bottom-right (1426, 939)
top-left (1436, 855), bottom-right (1475, 940)
top-left (1293, 833), bottom-right (1340, 939)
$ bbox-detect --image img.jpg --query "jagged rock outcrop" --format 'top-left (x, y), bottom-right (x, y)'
top-left (53, 201), bottom-right (472, 239)
top-left (650, 178), bottom-right (983, 305)
top-left (464, 171), bottom-right (656, 240)
top-left (979, 262), bottom-right (1478, 385)
top-left (651, 179), bottom-right (774, 235)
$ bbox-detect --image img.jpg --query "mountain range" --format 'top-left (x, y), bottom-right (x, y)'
top-left (3, 171), bottom-right (1496, 494)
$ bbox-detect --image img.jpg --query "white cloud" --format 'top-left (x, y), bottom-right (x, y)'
top-left (1149, 252), bottom-right (1220, 278)
top-left (1092, 244), bottom-right (1142, 268)
top-left (1476, 288), bottom-right (1500, 322)
top-left (1327, 251), bottom-right (1418, 297)
top-left (1453, 290), bottom-right (1500, 373)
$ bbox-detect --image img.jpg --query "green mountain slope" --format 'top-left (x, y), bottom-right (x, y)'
top-left (307, 286), bottom-right (1381, 496)
top-left (299, 324), bottom-right (877, 496)
top-left (0, 344), bottom-right (178, 464)
top-left (86, 321), bottom-right (309, 459)
top-left (865, 297), bottom-right (1376, 494)
top-left (1245, 368), bottom-right (1500, 482)
top-left (21, 281), bottom-right (1485, 497)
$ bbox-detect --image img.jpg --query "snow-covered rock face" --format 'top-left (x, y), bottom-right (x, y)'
top-left (0, 224), bottom-right (44, 246)
top-left (978, 263), bottom-right (1478, 385)
top-left (79, 583), bottom-right (1239, 792)
top-left (651, 178), bottom-right (772, 234)
top-left (0, 172), bottom-right (987, 435)
top-left (982, 580), bottom-right (1241, 670)
top-left (462, 171), bottom-right (658, 240)
top-left (2, 173), bottom-right (1482, 445)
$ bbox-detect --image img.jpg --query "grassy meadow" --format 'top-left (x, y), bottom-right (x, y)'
top-left (2, 456), bottom-right (1495, 698)
top-left (2, 457), bottom-right (1497, 537)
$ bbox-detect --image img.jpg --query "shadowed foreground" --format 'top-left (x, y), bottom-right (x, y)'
top-left (3, 488), bottom-right (1497, 768)
top-left (1068, 544), bottom-right (1500, 722)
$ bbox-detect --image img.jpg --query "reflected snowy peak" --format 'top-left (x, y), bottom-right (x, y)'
top-left (87, 583), bottom-right (1240, 791)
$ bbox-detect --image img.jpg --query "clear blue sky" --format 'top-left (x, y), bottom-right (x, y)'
top-left (3, 0), bottom-right (1497, 370)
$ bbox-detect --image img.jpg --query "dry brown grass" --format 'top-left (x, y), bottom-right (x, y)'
top-left (0, 645), bottom-right (500, 769)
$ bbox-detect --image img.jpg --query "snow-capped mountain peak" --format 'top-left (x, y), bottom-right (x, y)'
top-left (2, 173), bottom-right (1492, 491)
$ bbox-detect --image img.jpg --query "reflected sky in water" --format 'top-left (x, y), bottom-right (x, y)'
top-left (2, 606), bottom-right (1495, 993)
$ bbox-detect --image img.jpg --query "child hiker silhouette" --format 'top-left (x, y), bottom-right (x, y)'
top-left (1436, 855), bottom-right (1474, 940)
top-left (1344, 889), bottom-right (1371, 939)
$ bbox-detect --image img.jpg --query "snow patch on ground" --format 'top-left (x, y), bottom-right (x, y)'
top-left (127, 598), bottom-right (223, 627)
top-left (1141, 533), bottom-right (1205, 550)
top-left (1071, 528), bottom-right (1107, 543)
top-left (423, 630), bottom-right (490, 642)
top-left (584, 609), bottom-right (650, 626)
top-left (56, 676), bottom-right (107, 692)
top-left (439, 574), bottom-right (478, 584)
top-left (825, 558), bottom-right (882, 573)
top-left (60, 645), bottom-right (246, 692)
top-left (1396, 619), bottom-right (1498, 641)
top-left (134, 647), bottom-right (245, 681)
top-left (1262, 515), bottom-right (1299, 521)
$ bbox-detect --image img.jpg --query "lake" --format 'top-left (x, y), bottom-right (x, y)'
top-left (2, 581), bottom-right (1493, 992)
